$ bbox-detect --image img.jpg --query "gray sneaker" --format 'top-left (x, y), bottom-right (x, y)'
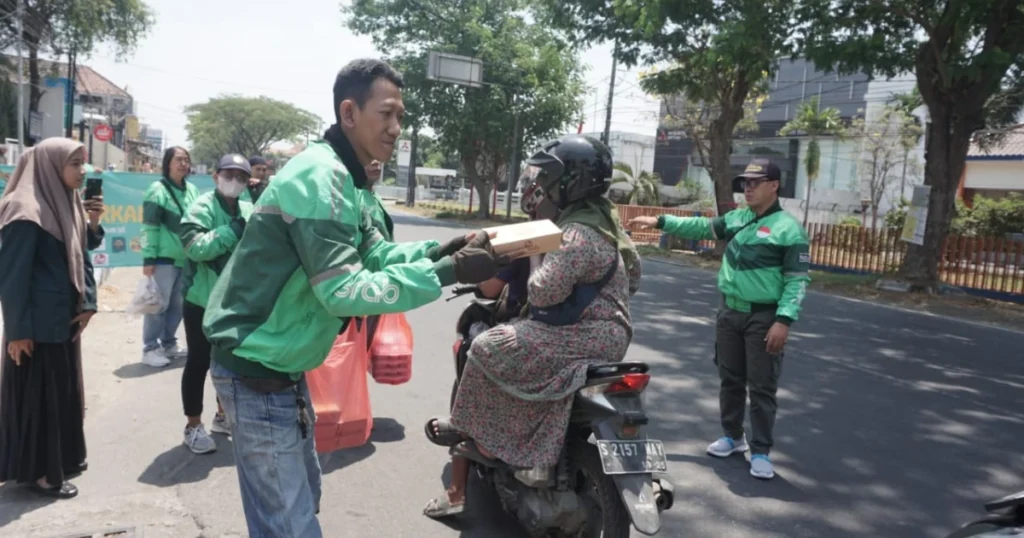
top-left (750, 454), bottom-right (775, 479)
top-left (210, 413), bottom-right (231, 435)
top-left (141, 349), bottom-right (170, 368)
top-left (184, 424), bottom-right (216, 454)
top-left (163, 344), bottom-right (188, 359)
top-left (706, 435), bottom-right (749, 458)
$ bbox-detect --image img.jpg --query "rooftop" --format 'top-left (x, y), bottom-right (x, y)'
top-left (968, 125), bottom-right (1024, 160)
top-left (2, 55), bottom-right (131, 99)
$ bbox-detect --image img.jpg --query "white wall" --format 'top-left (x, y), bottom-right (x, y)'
top-left (964, 160), bottom-right (1024, 190)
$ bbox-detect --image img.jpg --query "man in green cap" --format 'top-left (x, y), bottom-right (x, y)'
top-left (629, 157), bottom-right (810, 480)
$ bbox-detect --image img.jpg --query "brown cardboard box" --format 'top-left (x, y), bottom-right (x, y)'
top-left (483, 219), bottom-right (563, 259)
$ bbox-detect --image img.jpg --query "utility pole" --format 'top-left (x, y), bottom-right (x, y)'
top-left (406, 123), bottom-right (418, 207)
top-left (602, 40), bottom-right (618, 145)
top-left (65, 45), bottom-right (77, 138)
top-left (16, 0), bottom-right (25, 153)
top-left (505, 93), bottom-right (522, 220)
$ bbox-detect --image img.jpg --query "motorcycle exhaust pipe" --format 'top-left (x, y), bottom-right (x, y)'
top-left (653, 479), bottom-right (675, 512)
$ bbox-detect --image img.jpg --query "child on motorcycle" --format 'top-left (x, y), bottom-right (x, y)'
top-left (422, 134), bottom-right (642, 519)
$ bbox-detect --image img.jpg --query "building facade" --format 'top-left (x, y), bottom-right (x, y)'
top-left (654, 57), bottom-right (921, 222)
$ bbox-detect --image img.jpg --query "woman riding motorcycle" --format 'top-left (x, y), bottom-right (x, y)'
top-left (422, 134), bottom-right (642, 519)
top-left (475, 170), bottom-right (555, 316)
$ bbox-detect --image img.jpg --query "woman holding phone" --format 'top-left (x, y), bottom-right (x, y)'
top-left (0, 138), bottom-right (97, 499)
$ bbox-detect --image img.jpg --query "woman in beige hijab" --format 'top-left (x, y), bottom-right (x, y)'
top-left (0, 137), bottom-right (97, 499)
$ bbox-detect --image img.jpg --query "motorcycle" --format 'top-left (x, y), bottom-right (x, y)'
top-left (446, 284), bottom-right (675, 537)
top-left (947, 490), bottom-right (1024, 537)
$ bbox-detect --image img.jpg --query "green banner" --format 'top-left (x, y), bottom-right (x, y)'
top-left (0, 165), bottom-right (218, 268)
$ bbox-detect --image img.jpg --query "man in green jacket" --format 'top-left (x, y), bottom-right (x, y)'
top-left (629, 158), bottom-right (810, 480)
top-left (179, 153), bottom-right (254, 455)
top-left (204, 59), bottom-right (505, 537)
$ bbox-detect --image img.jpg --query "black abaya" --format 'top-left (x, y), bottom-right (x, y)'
top-left (0, 339), bottom-right (87, 485)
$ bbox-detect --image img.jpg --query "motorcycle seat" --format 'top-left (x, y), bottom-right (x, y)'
top-left (986, 490), bottom-right (1024, 512)
top-left (586, 361), bottom-right (649, 379)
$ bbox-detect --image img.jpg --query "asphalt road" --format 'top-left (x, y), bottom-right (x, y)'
top-left (2, 212), bottom-right (1023, 538)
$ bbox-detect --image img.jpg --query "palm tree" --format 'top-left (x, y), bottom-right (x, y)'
top-left (779, 95), bottom-right (846, 226)
top-left (611, 162), bottom-right (662, 206)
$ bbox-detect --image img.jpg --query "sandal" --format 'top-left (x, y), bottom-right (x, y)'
top-left (423, 493), bottom-right (466, 519)
top-left (450, 440), bottom-right (500, 467)
top-left (424, 416), bottom-right (463, 447)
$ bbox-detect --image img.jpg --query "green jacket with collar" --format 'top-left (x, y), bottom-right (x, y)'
top-left (202, 140), bottom-right (455, 381)
top-left (658, 201), bottom-right (811, 325)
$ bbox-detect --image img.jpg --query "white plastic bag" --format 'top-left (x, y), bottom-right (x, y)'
top-left (127, 276), bottom-right (167, 316)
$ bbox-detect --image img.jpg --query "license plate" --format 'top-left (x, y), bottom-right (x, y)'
top-left (596, 439), bottom-right (668, 475)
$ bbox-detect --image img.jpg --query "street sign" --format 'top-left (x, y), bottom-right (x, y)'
top-left (397, 139), bottom-right (412, 167)
top-left (94, 123), bottom-right (114, 142)
top-left (427, 51), bottom-right (484, 88)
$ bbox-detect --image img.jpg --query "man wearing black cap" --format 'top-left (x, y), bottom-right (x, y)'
top-left (247, 155), bottom-right (270, 201)
top-left (628, 157), bottom-right (810, 480)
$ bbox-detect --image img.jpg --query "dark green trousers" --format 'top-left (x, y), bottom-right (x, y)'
top-left (714, 306), bottom-right (784, 455)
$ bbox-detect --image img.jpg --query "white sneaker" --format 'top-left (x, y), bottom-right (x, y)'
top-left (210, 413), bottom-right (231, 435)
top-left (750, 454), bottom-right (775, 479)
top-left (142, 349), bottom-right (170, 367)
top-left (163, 344), bottom-right (188, 359)
top-left (184, 424), bottom-right (217, 454)
top-left (706, 435), bottom-right (749, 458)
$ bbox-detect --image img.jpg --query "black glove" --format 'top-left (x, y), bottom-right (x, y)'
top-left (450, 247), bottom-right (500, 284)
top-left (436, 234), bottom-right (469, 258)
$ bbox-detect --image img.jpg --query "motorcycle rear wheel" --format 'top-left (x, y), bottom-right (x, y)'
top-left (569, 442), bottom-right (631, 538)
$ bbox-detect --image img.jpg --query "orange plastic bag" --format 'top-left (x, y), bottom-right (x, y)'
top-left (307, 319), bottom-right (373, 453)
top-left (369, 312), bottom-right (414, 385)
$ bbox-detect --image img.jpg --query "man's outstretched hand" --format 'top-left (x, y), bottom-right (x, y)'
top-left (438, 230), bottom-right (496, 258)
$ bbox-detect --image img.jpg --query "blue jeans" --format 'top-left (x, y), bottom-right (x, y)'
top-left (210, 361), bottom-right (323, 538)
top-left (142, 265), bottom-right (184, 352)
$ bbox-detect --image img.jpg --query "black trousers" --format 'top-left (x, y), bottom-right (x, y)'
top-left (714, 307), bottom-right (784, 455)
top-left (181, 301), bottom-right (216, 418)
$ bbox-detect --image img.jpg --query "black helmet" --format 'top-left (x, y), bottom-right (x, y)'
top-left (524, 134), bottom-right (613, 209)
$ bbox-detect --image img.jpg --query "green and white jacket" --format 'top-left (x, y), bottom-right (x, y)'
top-left (658, 201), bottom-right (811, 324)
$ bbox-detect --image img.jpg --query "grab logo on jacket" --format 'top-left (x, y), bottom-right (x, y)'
top-left (334, 281), bottom-right (400, 304)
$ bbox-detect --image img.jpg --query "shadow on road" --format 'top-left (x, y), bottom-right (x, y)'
top-left (319, 417), bottom-right (407, 475)
top-left (113, 359), bottom-right (185, 379)
top-left (629, 260), bottom-right (1024, 538)
top-left (0, 483), bottom-right (57, 528)
top-left (137, 436), bottom-right (236, 487)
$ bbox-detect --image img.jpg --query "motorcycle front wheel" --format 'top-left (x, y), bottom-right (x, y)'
top-left (569, 442), bottom-right (631, 538)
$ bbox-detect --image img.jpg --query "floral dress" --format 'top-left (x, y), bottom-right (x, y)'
top-left (450, 223), bottom-right (642, 468)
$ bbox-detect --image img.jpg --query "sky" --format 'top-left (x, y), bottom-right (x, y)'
top-left (78, 0), bottom-right (661, 151)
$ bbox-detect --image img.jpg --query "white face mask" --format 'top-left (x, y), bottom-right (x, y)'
top-left (217, 180), bottom-right (246, 199)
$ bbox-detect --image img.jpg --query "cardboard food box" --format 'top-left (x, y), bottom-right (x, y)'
top-left (483, 219), bottom-right (563, 259)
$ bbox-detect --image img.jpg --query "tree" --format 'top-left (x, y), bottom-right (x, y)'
top-left (796, 0), bottom-right (1024, 289)
top-left (850, 106), bottom-right (923, 228)
top-left (778, 95), bottom-right (846, 227)
top-left (611, 162), bottom-right (661, 206)
top-left (541, 0), bottom-right (793, 222)
top-left (0, 0), bottom-right (154, 128)
top-left (344, 0), bottom-right (586, 217)
top-left (184, 95), bottom-right (321, 167)
top-left (887, 88), bottom-right (926, 199)
top-left (655, 86), bottom-right (765, 190)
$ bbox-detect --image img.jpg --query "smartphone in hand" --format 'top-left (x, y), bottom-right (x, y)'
top-left (84, 177), bottom-right (102, 200)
